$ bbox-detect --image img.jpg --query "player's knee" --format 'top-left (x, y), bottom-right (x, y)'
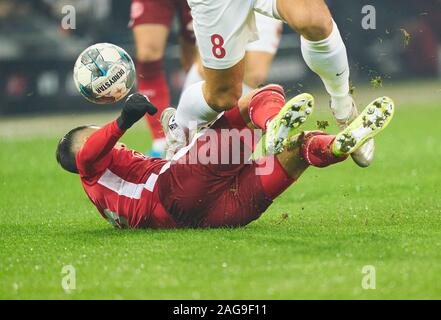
top-left (205, 84), bottom-right (242, 111)
top-left (136, 43), bottom-right (164, 62)
top-left (282, 0), bottom-right (333, 41)
top-left (295, 14), bottom-right (333, 41)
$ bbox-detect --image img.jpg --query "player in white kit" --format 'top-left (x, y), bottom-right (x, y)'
top-left (171, 0), bottom-right (375, 167)
top-left (184, 12), bottom-right (283, 96)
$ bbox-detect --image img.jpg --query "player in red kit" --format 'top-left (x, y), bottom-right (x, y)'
top-left (56, 88), bottom-right (394, 229)
top-left (129, 0), bottom-right (196, 157)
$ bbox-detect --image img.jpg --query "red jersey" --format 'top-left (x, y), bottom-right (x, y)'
top-left (76, 121), bottom-right (177, 229)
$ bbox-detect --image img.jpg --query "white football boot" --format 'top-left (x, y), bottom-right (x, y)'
top-left (331, 95), bottom-right (375, 167)
top-left (252, 93), bottom-right (314, 159)
top-left (265, 93), bottom-right (315, 155)
top-left (333, 96), bottom-right (395, 156)
top-left (160, 108), bottom-right (187, 160)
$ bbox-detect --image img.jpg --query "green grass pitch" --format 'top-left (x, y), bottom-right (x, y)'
top-left (1, 82), bottom-right (440, 299)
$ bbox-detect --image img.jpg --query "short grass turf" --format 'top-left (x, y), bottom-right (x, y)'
top-left (1, 88), bottom-right (441, 299)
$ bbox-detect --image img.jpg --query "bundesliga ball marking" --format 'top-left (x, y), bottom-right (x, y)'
top-left (94, 66), bottom-right (126, 95)
top-left (73, 43), bottom-right (136, 104)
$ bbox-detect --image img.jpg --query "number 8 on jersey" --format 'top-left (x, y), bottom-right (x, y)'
top-left (211, 34), bottom-right (226, 59)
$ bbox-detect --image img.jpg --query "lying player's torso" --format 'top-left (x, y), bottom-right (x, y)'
top-left (80, 147), bottom-right (174, 229)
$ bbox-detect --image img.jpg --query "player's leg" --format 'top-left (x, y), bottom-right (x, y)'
top-left (249, 86), bottom-right (314, 156)
top-left (176, 0), bottom-right (197, 73)
top-left (168, 61), bottom-right (247, 159)
top-left (201, 132), bottom-right (343, 228)
top-left (274, 0), bottom-right (349, 114)
top-left (182, 13), bottom-right (281, 98)
top-left (202, 61), bottom-right (246, 113)
top-left (257, 96), bottom-right (395, 199)
top-left (180, 62), bottom-right (282, 133)
top-left (203, 103), bottom-right (396, 228)
top-left (166, 83), bottom-right (308, 160)
top-left (282, 0), bottom-right (375, 167)
top-left (219, 84), bottom-right (303, 152)
top-left (130, 0), bottom-right (174, 157)
top-left (169, 93), bottom-right (394, 228)
top-left (202, 84), bottom-right (290, 154)
top-left (201, 101), bottom-right (336, 228)
top-left (248, 91), bottom-right (395, 178)
top-left (174, 77), bottom-right (285, 161)
top-left (240, 87), bottom-right (317, 201)
top-left (254, 0), bottom-right (375, 167)
top-left (181, 49), bottom-right (271, 100)
top-left (133, 24), bottom-right (169, 156)
top-left (175, 0), bottom-right (257, 131)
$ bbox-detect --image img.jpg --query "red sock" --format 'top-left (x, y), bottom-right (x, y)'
top-left (301, 132), bottom-right (348, 168)
top-left (248, 84), bottom-right (285, 130)
top-left (224, 105), bottom-right (247, 129)
top-left (137, 59), bottom-right (169, 140)
top-left (223, 105), bottom-right (256, 150)
top-left (258, 156), bottom-right (296, 200)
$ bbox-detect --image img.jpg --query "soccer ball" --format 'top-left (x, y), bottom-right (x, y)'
top-left (73, 43), bottom-right (136, 104)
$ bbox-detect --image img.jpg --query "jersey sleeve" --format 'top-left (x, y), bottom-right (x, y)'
top-left (76, 120), bottom-right (125, 178)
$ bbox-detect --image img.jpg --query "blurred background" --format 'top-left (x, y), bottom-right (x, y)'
top-left (0, 0), bottom-right (440, 115)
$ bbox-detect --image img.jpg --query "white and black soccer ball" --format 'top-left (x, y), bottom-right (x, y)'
top-left (73, 43), bottom-right (136, 104)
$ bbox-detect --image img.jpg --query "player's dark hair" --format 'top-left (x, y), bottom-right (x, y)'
top-left (56, 126), bottom-right (90, 174)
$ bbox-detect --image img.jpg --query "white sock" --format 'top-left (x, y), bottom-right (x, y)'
top-left (301, 20), bottom-right (351, 117)
top-left (183, 64), bottom-right (203, 91)
top-left (175, 81), bottom-right (219, 130)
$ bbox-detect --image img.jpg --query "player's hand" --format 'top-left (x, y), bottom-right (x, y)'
top-left (117, 93), bottom-right (157, 130)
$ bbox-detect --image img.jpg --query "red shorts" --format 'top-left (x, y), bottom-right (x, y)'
top-left (157, 110), bottom-right (293, 228)
top-left (129, 0), bottom-right (195, 42)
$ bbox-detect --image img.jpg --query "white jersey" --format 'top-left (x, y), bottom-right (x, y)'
top-left (188, 0), bottom-right (281, 69)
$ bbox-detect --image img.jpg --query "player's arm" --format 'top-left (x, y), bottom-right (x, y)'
top-left (77, 93), bottom-right (157, 176)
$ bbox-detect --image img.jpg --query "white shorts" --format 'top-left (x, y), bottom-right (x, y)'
top-left (246, 13), bottom-right (283, 55)
top-left (188, 0), bottom-right (281, 69)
